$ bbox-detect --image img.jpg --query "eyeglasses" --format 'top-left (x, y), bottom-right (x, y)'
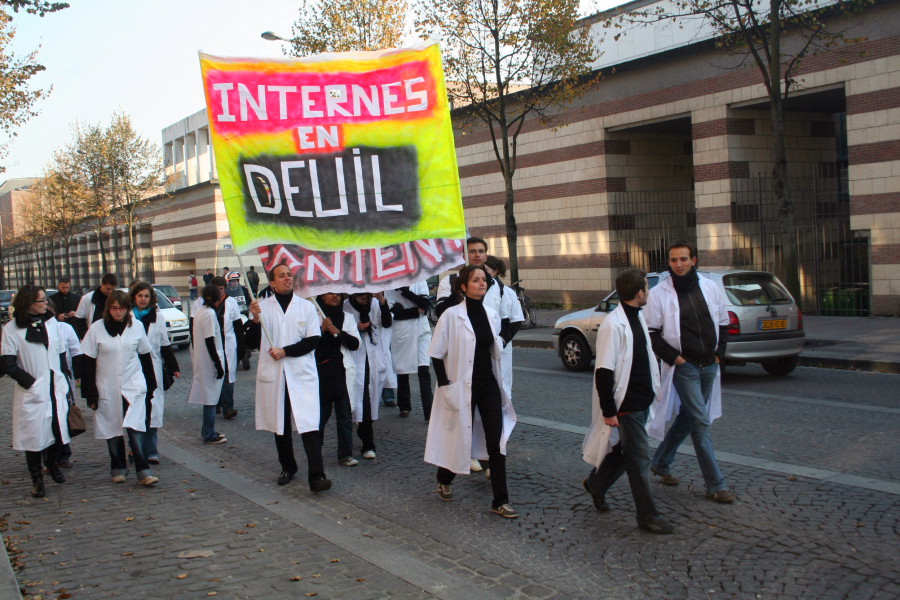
top-left (33, 298), bottom-right (48, 303)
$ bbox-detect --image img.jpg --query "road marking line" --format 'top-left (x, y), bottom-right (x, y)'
top-left (514, 366), bottom-right (900, 414)
top-left (515, 416), bottom-right (900, 496)
top-left (162, 442), bottom-right (505, 600)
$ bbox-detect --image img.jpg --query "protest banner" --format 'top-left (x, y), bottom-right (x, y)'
top-left (199, 42), bottom-right (466, 255)
top-left (258, 238), bottom-right (465, 297)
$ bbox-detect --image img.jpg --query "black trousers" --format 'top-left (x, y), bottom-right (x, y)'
top-left (274, 389), bottom-right (325, 485)
top-left (318, 372), bottom-right (354, 460)
top-left (25, 387), bottom-right (64, 475)
top-left (397, 366), bottom-right (434, 419)
top-left (437, 376), bottom-right (508, 508)
top-left (357, 360), bottom-right (375, 453)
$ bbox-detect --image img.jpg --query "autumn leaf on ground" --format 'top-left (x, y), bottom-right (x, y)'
top-left (124, 516), bottom-right (135, 522)
top-left (175, 573), bottom-right (188, 579)
top-left (356, 578), bottom-right (366, 582)
top-left (330, 559), bottom-right (340, 563)
top-left (290, 576), bottom-right (303, 581)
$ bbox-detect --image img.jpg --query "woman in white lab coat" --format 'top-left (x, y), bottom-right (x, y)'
top-left (81, 290), bottom-right (158, 486)
top-left (1, 285), bottom-right (71, 498)
top-left (130, 281), bottom-right (180, 464)
top-left (345, 292), bottom-right (392, 459)
top-left (484, 256), bottom-right (525, 402)
top-left (188, 285), bottom-right (226, 445)
top-left (424, 265), bottom-right (518, 519)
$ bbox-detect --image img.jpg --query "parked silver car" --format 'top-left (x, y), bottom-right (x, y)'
top-left (553, 270), bottom-right (805, 376)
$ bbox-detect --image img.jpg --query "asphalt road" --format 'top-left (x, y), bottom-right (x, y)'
top-left (1, 346), bottom-right (898, 599)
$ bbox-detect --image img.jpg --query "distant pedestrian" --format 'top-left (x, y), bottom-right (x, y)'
top-left (203, 269), bottom-right (214, 286)
top-left (645, 240), bottom-right (733, 504)
top-left (425, 265), bottom-right (518, 519)
top-left (80, 290), bottom-right (159, 486)
top-left (1, 285), bottom-right (71, 498)
top-left (582, 269), bottom-right (673, 534)
top-left (50, 277), bottom-right (80, 326)
top-left (385, 281), bottom-right (433, 420)
top-left (187, 285), bottom-right (227, 445)
top-left (188, 273), bottom-right (199, 301)
top-left (246, 264), bottom-right (331, 492)
top-left (54, 309), bottom-right (82, 471)
top-left (246, 266), bottom-right (260, 295)
top-left (209, 276), bottom-right (244, 420)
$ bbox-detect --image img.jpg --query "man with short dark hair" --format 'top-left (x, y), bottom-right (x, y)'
top-left (50, 278), bottom-right (80, 324)
top-left (582, 269), bottom-right (672, 534)
top-left (73, 274), bottom-right (118, 339)
top-left (203, 269), bottom-right (214, 286)
top-left (645, 241), bottom-right (733, 504)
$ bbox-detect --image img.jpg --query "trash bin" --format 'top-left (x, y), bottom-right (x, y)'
top-left (836, 288), bottom-right (861, 316)
top-left (820, 288), bottom-right (837, 316)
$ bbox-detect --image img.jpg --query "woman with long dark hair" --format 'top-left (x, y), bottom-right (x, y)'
top-left (81, 290), bottom-right (159, 485)
top-left (1, 285), bottom-right (71, 498)
top-left (424, 265), bottom-right (519, 518)
top-left (130, 281), bottom-right (180, 464)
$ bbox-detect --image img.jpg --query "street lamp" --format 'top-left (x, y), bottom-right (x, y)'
top-left (261, 31), bottom-right (290, 42)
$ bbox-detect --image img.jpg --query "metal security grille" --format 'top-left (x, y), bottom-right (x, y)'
top-left (730, 167), bottom-right (868, 316)
top-left (606, 190), bottom-right (696, 274)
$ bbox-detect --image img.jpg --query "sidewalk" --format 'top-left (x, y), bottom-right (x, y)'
top-left (514, 310), bottom-right (900, 374)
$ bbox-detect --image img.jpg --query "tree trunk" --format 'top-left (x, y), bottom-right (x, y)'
top-left (96, 222), bottom-right (108, 275)
top-left (770, 89), bottom-right (801, 306)
top-left (503, 174), bottom-right (519, 284)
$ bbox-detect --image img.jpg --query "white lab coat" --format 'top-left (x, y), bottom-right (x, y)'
top-left (74, 290), bottom-right (104, 325)
top-left (385, 280), bottom-right (431, 374)
top-left (255, 295), bottom-right (321, 435)
top-left (497, 279), bottom-right (524, 400)
top-left (582, 305), bottom-right (661, 468)
top-left (187, 305), bottom-right (224, 406)
top-left (424, 300), bottom-right (517, 474)
top-left (644, 274), bottom-right (729, 441)
top-left (80, 319), bottom-right (153, 439)
top-left (137, 310), bottom-right (171, 428)
top-left (191, 296), bottom-right (240, 382)
top-left (343, 298), bottom-right (387, 422)
top-left (1, 318), bottom-right (71, 451)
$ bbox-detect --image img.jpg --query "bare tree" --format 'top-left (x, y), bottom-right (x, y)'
top-left (416, 0), bottom-right (599, 282)
top-left (603, 0), bottom-right (872, 301)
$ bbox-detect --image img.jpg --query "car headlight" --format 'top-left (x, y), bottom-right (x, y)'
top-left (168, 319), bottom-right (188, 328)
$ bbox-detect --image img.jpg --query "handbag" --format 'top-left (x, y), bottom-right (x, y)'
top-left (67, 398), bottom-right (86, 437)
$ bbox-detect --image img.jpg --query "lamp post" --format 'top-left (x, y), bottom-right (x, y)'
top-left (260, 31), bottom-right (291, 43)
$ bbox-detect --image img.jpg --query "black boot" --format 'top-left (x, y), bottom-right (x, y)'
top-left (26, 452), bottom-right (45, 498)
top-left (44, 449), bottom-right (66, 484)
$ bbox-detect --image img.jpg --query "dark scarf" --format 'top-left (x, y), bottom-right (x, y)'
top-left (91, 287), bottom-right (108, 323)
top-left (136, 308), bottom-right (158, 334)
top-left (349, 295), bottom-right (374, 344)
top-left (669, 267), bottom-right (699, 294)
top-left (104, 319), bottom-right (127, 337)
top-left (316, 296), bottom-right (344, 329)
top-left (18, 311), bottom-right (51, 347)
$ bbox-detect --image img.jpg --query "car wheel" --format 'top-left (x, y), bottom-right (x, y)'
top-left (761, 356), bottom-right (799, 376)
top-left (560, 333), bottom-right (592, 372)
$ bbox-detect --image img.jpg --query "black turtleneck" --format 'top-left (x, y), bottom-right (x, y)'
top-left (432, 297), bottom-right (496, 387)
top-left (595, 303), bottom-right (656, 417)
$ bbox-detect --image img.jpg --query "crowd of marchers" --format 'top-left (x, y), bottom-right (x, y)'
top-left (2, 237), bottom-right (734, 532)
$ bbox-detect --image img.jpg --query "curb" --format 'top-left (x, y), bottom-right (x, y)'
top-left (0, 530), bottom-right (23, 600)
top-left (511, 338), bottom-right (900, 374)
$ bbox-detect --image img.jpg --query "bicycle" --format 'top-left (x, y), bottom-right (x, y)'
top-left (511, 280), bottom-right (537, 329)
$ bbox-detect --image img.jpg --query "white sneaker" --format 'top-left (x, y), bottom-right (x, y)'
top-left (139, 475), bottom-right (159, 486)
top-left (362, 450), bottom-right (376, 459)
top-left (469, 459), bottom-right (483, 473)
top-left (339, 457), bottom-right (359, 467)
top-left (111, 474), bottom-right (126, 483)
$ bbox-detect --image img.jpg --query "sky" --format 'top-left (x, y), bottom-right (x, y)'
top-left (4, 0), bottom-right (618, 180)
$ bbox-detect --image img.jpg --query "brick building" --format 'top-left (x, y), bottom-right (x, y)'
top-left (458, 0), bottom-right (900, 315)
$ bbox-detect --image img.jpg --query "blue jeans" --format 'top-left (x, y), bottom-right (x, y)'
top-left (108, 431), bottom-right (154, 480)
top-left (652, 362), bottom-right (726, 494)
top-left (201, 405), bottom-right (219, 442)
top-left (143, 428), bottom-right (159, 459)
top-left (586, 410), bottom-right (658, 525)
top-left (217, 379), bottom-right (235, 413)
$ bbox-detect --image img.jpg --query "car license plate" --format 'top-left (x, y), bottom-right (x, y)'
top-left (759, 319), bottom-right (787, 331)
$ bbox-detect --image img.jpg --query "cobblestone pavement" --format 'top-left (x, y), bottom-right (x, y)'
top-left (2, 347), bottom-right (899, 599)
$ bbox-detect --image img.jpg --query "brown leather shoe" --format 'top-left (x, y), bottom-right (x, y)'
top-left (223, 409), bottom-right (238, 419)
top-left (651, 466), bottom-right (680, 486)
top-left (707, 489), bottom-right (735, 504)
